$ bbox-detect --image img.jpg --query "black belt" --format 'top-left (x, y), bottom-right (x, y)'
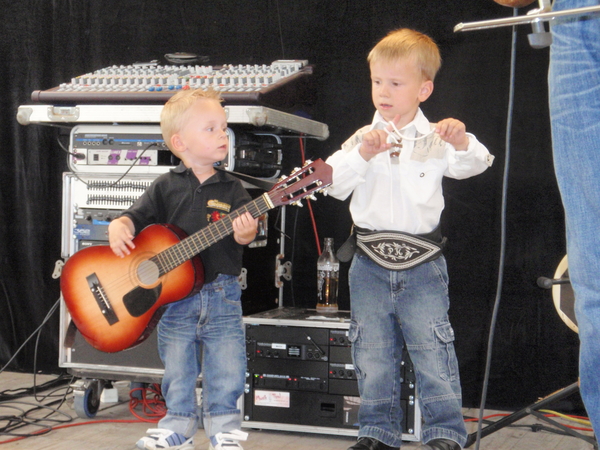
top-left (337, 225), bottom-right (446, 271)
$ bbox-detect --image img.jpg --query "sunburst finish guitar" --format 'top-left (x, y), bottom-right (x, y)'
top-left (60, 159), bottom-right (332, 353)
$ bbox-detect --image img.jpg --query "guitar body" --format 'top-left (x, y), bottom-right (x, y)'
top-left (60, 224), bottom-right (204, 353)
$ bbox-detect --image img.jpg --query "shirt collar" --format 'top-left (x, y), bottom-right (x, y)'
top-left (371, 108), bottom-right (431, 136)
top-left (171, 161), bottom-right (189, 174)
top-left (170, 161), bottom-right (225, 185)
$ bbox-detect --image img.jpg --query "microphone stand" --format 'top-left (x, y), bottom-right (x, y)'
top-left (455, 2), bottom-right (600, 447)
top-left (454, 1), bottom-right (600, 33)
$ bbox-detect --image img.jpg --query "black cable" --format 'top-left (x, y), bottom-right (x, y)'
top-left (0, 399), bottom-right (73, 438)
top-left (0, 291), bottom-right (76, 440)
top-left (473, 9), bottom-right (518, 450)
top-left (0, 375), bottom-right (71, 401)
top-left (275, 0), bottom-right (286, 59)
top-left (0, 279), bottom-right (18, 356)
top-left (55, 134), bottom-right (84, 160)
top-left (0, 298), bottom-right (60, 375)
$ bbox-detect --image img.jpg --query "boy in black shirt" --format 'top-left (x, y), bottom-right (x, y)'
top-left (109, 88), bottom-right (257, 450)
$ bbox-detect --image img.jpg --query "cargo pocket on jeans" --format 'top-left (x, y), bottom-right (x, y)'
top-left (434, 322), bottom-right (458, 382)
top-left (348, 321), bottom-right (364, 380)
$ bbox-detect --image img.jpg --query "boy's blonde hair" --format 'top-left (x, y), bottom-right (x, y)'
top-left (368, 28), bottom-right (441, 82)
top-left (160, 88), bottom-right (223, 152)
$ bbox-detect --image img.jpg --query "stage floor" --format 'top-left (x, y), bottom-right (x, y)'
top-left (0, 371), bottom-right (595, 449)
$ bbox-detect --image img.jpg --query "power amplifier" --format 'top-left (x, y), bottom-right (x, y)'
top-left (242, 308), bottom-right (421, 441)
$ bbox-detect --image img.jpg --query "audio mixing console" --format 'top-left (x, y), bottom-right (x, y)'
top-left (30, 60), bottom-right (313, 107)
top-left (18, 59), bottom-right (328, 139)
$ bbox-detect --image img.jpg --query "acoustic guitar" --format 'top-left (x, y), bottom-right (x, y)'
top-left (60, 159), bottom-right (332, 353)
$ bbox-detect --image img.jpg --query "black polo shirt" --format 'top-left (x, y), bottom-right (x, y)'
top-left (122, 162), bottom-right (252, 284)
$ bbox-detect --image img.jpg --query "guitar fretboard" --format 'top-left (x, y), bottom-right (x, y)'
top-left (152, 193), bottom-right (272, 275)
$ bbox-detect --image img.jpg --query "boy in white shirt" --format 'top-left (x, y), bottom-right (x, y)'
top-left (326, 28), bottom-right (493, 450)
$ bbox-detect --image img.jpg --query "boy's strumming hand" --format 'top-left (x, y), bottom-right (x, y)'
top-left (232, 212), bottom-right (259, 245)
top-left (435, 118), bottom-right (470, 151)
top-left (108, 216), bottom-right (136, 258)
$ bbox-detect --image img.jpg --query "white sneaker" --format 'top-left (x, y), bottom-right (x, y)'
top-left (136, 428), bottom-right (194, 450)
top-left (208, 430), bottom-right (248, 450)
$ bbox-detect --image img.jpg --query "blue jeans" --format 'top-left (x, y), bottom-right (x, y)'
top-left (156, 274), bottom-right (246, 441)
top-left (549, 0), bottom-right (600, 433)
top-left (348, 253), bottom-right (467, 448)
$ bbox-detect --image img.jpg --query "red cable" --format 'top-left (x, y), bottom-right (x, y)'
top-left (465, 412), bottom-right (594, 432)
top-left (299, 136), bottom-right (322, 255)
top-left (128, 383), bottom-right (166, 422)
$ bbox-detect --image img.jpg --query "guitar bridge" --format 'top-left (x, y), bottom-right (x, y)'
top-left (86, 273), bottom-right (119, 325)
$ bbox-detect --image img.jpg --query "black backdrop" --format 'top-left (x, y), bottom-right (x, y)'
top-left (0, 0), bottom-right (580, 411)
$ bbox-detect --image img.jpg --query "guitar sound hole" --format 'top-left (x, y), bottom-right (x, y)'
top-left (137, 260), bottom-right (160, 285)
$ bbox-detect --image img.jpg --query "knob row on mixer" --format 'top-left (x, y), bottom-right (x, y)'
top-left (57, 61), bottom-right (306, 93)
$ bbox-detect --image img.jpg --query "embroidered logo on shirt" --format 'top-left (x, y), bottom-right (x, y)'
top-left (411, 132), bottom-right (446, 162)
top-left (207, 200), bottom-right (231, 212)
top-left (206, 199), bottom-right (231, 223)
top-left (341, 125), bottom-right (371, 152)
top-left (208, 210), bottom-right (227, 223)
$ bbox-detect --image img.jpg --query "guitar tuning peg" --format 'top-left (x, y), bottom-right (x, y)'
top-left (293, 200), bottom-right (304, 207)
top-left (307, 194), bottom-right (317, 201)
top-left (303, 159), bottom-right (313, 166)
top-left (292, 167), bottom-right (301, 174)
top-left (321, 188), bottom-right (329, 196)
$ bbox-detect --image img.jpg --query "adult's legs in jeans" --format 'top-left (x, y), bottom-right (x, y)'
top-left (549, 0), bottom-right (600, 433)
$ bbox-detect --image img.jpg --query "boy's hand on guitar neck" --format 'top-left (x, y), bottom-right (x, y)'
top-left (108, 216), bottom-right (136, 258)
top-left (232, 212), bottom-right (259, 246)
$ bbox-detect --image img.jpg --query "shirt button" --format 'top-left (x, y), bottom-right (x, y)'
top-left (420, 173), bottom-right (425, 177)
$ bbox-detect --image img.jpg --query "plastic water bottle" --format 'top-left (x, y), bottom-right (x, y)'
top-left (317, 237), bottom-right (339, 313)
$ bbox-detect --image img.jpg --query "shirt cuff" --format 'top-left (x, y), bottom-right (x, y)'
top-left (452, 134), bottom-right (494, 167)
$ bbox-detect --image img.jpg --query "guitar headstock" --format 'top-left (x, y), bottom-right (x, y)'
top-left (268, 159), bottom-right (332, 208)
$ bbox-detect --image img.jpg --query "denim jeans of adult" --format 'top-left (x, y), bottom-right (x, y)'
top-left (156, 274), bottom-right (246, 441)
top-left (348, 252), bottom-right (467, 448)
top-left (549, 0), bottom-right (600, 433)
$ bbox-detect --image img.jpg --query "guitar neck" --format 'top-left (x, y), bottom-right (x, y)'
top-left (154, 193), bottom-right (273, 275)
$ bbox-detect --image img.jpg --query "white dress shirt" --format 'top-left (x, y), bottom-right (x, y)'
top-left (325, 109), bottom-right (494, 235)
